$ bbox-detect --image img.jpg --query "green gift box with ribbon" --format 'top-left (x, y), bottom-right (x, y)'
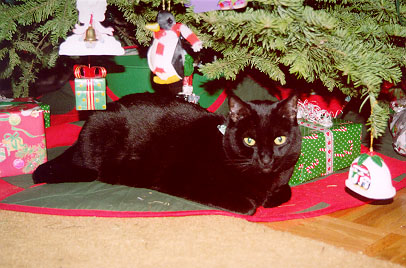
top-left (38, 103), bottom-right (50, 128)
top-left (74, 65), bottom-right (107, 111)
top-left (0, 102), bottom-right (47, 177)
top-left (289, 119), bottom-right (362, 186)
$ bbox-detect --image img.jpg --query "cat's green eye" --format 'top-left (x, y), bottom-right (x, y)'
top-left (243, 137), bottom-right (256, 147)
top-left (274, 136), bottom-right (287, 145)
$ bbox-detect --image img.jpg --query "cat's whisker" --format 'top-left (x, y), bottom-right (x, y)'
top-left (225, 158), bottom-right (255, 172)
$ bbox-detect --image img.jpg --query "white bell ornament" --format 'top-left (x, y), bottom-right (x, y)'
top-left (345, 153), bottom-right (396, 200)
top-left (59, 0), bottom-right (124, 56)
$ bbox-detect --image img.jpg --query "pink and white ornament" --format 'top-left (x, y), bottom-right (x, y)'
top-left (186, 0), bottom-right (247, 13)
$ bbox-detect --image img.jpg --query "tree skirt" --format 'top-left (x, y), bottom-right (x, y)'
top-left (1, 144), bottom-right (405, 222)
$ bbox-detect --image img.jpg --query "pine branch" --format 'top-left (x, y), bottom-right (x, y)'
top-left (0, 48), bottom-right (20, 79)
top-left (0, 0), bottom-right (76, 97)
top-left (366, 94), bottom-right (390, 139)
top-left (1, 0), bottom-right (406, 136)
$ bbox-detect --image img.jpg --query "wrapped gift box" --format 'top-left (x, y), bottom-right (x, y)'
top-left (74, 65), bottom-right (107, 110)
top-left (0, 98), bottom-right (50, 128)
top-left (289, 119), bottom-right (362, 186)
top-left (38, 102), bottom-right (51, 128)
top-left (75, 78), bottom-right (106, 110)
top-left (0, 102), bottom-right (47, 177)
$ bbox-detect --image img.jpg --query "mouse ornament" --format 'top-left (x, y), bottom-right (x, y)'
top-left (146, 11), bottom-right (203, 85)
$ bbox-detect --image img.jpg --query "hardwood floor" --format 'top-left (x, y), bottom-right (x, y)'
top-left (262, 187), bottom-right (406, 266)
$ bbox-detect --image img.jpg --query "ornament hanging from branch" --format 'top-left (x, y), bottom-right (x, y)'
top-left (146, 8), bottom-right (202, 100)
top-left (186, 0), bottom-right (247, 13)
top-left (59, 0), bottom-right (124, 56)
top-left (389, 99), bottom-right (406, 156)
top-left (345, 101), bottom-right (396, 200)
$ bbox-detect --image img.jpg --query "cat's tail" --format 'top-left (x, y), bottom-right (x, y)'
top-left (32, 145), bottom-right (97, 184)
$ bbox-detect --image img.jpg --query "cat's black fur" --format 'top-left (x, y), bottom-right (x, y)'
top-left (33, 93), bottom-right (302, 215)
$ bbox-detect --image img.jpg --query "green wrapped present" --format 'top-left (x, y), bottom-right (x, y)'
top-left (289, 119), bottom-right (362, 186)
top-left (105, 53), bottom-right (224, 109)
top-left (37, 103), bottom-right (50, 128)
top-left (74, 65), bottom-right (107, 110)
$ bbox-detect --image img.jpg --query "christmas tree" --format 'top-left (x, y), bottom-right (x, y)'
top-left (1, 0), bottom-right (406, 138)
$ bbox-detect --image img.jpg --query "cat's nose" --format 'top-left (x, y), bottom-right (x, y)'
top-left (260, 153), bottom-right (272, 164)
top-left (259, 155), bottom-right (273, 173)
top-left (261, 155), bottom-right (271, 165)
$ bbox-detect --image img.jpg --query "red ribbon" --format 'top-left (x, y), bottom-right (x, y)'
top-left (73, 65), bottom-right (107, 79)
top-left (74, 65), bottom-right (106, 110)
top-left (85, 78), bottom-right (95, 110)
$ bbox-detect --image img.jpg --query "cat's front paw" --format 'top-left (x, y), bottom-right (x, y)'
top-left (218, 197), bottom-right (258, 215)
top-left (32, 163), bottom-right (49, 184)
top-left (263, 184), bottom-right (292, 208)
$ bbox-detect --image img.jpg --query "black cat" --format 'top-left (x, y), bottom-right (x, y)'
top-left (33, 93), bottom-right (302, 215)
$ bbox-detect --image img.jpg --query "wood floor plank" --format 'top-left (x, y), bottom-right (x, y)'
top-left (329, 188), bottom-right (406, 235)
top-left (263, 216), bottom-right (387, 252)
top-left (261, 185), bottom-right (406, 265)
top-left (364, 233), bottom-right (406, 266)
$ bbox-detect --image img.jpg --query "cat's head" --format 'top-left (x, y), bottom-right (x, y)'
top-left (222, 95), bottom-right (302, 184)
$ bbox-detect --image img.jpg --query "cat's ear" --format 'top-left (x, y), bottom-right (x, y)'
top-left (228, 95), bottom-right (251, 123)
top-left (279, 94), bottom-right (298, 120)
